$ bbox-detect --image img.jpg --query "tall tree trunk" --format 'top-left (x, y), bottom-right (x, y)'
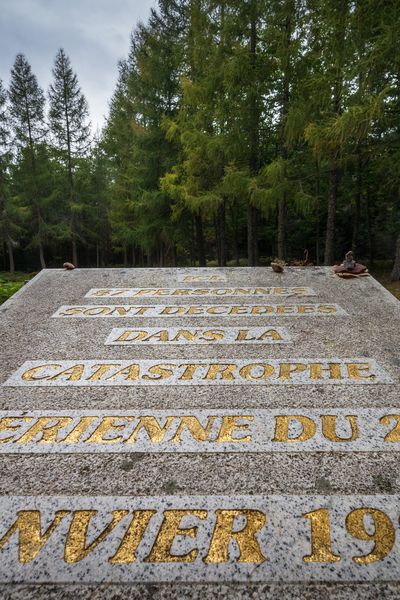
top-left (391, 234), bottom-right (400, 281)
top-left (171, 244), bottom-right (177, 267)
top-left (324, 158), bottom-right (339, 265)
top-left (195, 214), bottom-right (206, 266)
top-left (247, 0), bottom-right (259, 266)
top-left (352, 153), bottom-right (362, 256)
top-left (218, 201), bottom-right (227, 266)
top-left (6, 240), bottom-right (15, 274)
top-left (247, 204), bottom-right (257, 266)
top-left (214, 217), bottom-right (221, 266)
top-left (315, 160), bottom-right (321, 265)
top-left (365, 186), bottom-right (374, 265)
top-left (131, 246), bottom-right (136, 268)
top-left (277, 193), bottom-right (286, 261)
top-left (72, 239), bottom-right (78, 267)
top-left (96, 244), bottom-right (100, 268)
top-left (277, 10), bottom-right (292, 261)
top-left (39, 242), bottom-right (46, 269)
top-left (123, 247), bottom-right (128, 267)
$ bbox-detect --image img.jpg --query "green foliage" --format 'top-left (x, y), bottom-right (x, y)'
top-left (1, 0), bottom-right (400, 271)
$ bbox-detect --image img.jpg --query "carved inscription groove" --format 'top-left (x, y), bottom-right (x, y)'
top-left (3, 359), bottom-right (392, 387)
top-left (86, 287), bottom-right (316, 298)
top-left (52, 304), bottom-right (347, 318)
top-left (104, 327), bottom-right (291, 345)
top-left (0, 409), bottom-right (399, 452)
top-left (0, 495), bottom-right (399, 582)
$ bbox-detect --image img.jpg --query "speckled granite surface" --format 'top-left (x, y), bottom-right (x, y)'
top-left (0, 266), bottom-right (399, 598)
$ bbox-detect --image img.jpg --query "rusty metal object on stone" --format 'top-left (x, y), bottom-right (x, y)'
top-left (63, 262), bottom-right (75, 270)
top-left (271, 259), bottom-right (285, 273)
top-left (334, 251), bottom-right (368, 278)
top-left (290, 249), bottom-right (314, 267)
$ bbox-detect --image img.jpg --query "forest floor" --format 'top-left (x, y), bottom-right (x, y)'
top-left (0, 272), bottom-right (36, 305)
top-left (0, 268), bottom-right (399, 305)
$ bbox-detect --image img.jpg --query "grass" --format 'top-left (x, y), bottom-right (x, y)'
top-left (372, 273), bottom-right (400, 300)
top-left (0, 272), bottom-right (37, 305)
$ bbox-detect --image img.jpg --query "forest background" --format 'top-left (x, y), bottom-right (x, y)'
top-left (1, 0), bottom-right (400, 294)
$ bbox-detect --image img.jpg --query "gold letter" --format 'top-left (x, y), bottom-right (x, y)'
top-left (145, 510), bottom-right (207, 563)
top-left (273, 416), bottom-right (316, 442)
top-left (215, 416), bottom-right (253, 443)
top-left (0, 510), bottom-right (69, 563)
top-left (303, 509), bottom-right (341, 563)
top-left (170, 417), bottom-right (217, 443)
top-left (205, 509), bottom-right (266, 563)
top-left (64, 510), bottom-right (129, 563)
top-left (85, 417), bottom-right (134, 444)
top-left (16, 417), bottom-right (73, 444)
top-left (110, 511), bottom-right (156, 563)
top-left (22, 364), bottom-right (62, 381)
top-left (321, 415), bottom-right (359, 442)
top-left (127, 416), bottom-right (175, 443)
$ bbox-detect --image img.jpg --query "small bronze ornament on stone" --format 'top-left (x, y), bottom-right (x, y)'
top-left (334, 251), bottom-right (369, 278)
top-left (271, 259), bottom-right (285, 273)
top-left (63, 262), bottom-right (75, 270)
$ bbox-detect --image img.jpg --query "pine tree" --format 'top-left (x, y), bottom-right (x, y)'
top-left (48, 48), bottom-right (91, 265)
top-left (0, 78), bottom-right (18, 272)
top-left (8, 54), bottom-right (47, 268)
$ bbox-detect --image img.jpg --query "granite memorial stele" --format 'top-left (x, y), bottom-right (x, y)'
top-left (0, 265), bottom-right (399, 598)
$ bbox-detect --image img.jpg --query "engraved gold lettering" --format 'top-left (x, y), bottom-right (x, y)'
top-left (0, 417), bottom-right (33, 443)
top-left (200, 330), bottom-right (224, 341)
top-left (309, 363), bottom-right (342, 380)
top-left (145, 510), bottom-right (208, 563)
top-left (62, 417), bottom-right (98, 443)
top-left (106, 364), bottom-right (139, 381)
top-left (64, 510), bottom-right (129, 563)
top-left (0, 510), bottom-right (69, 563)
top-left (116, 330), bottom-right (148, 342)
top-left (84, 417), bottom-right (135, 444)
top-left (318, 304), bottom-right (337, 314)
top-left (321, 415), bottom-right (359, 442)
top-left (278, 363), bottom-right (307, 380)
top-left (160, 306), bottom-right (184, 315)
top-left (142, 364), bottom-right (175, 380)
top-left (170, 417), bottom-right (217, 443)
top-left (109, 511), bottom-right (156, 563)
top-left (379, 415), bottom-right (400, 442)
top-left (204, 510), bottom-right (267, 563)
top-left (48, 365), bottom-right (84, 381)
top-left (303, 509), bottom-right (341, 563)
top-left (206, 306), bottom-right (227, 314)
top-left (16, 417), bottom-right (73, 444)
top-left (236, 329), bottom-right (256, 341)
top-left (239, 363), bottom-right (275, 380)
top-left (127, 417), bottom-right (175, 443)
top-left (347, 362), bottom-right (375, 380)
top-left (179, 364), bottom-right (203, 380)
top-left (60, 308), bottom-right (83, 316)
top-left (273, 416), bottom-right (316, 442)
top-left (171, 330), bottom-right (197, 342)
top-left (204, 364), bottom-right (236, 380)
top-left (345, 508), bottom-right (395, 564)
top-left (88, 364), bottom-right (118, 381)
top-left (215, 416), bottom-right (253, 443)
top-left (83, 307), bottom-right (110, 316)
top-left (22, 364), bottom-right (62, 381)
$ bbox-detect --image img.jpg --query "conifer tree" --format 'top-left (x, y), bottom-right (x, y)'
top-left (48, 48), bottom-right (91, 265)
top-left (8, 54), bottom-right (47, 267)
top-left (0, 78), bottom-right (18, 272)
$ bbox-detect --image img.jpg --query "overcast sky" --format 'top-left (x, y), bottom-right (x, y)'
top-left (0, 0), bottom-right (156, 130)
